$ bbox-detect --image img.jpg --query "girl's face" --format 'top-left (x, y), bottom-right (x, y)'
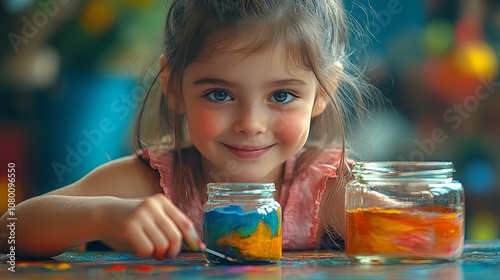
top-left (181, 41), bottom-right (325, 184)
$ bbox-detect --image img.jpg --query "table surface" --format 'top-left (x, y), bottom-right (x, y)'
top-left (1, 240), bottom-right (499, 279)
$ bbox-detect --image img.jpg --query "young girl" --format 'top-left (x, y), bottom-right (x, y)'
top-left (1, 0), bottom-right (376, 259)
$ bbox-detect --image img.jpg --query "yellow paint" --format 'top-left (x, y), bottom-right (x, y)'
top-left (217, 220), bottom-right (282, 260)
top-left (42, 263), bottom-right (72, 271)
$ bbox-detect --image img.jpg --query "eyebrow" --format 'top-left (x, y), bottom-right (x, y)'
top-left (192, 78), bottom-right (308, 87)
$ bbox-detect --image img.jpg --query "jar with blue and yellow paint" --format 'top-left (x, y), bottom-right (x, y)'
top-left (202, 183), bottom-right (282, 263)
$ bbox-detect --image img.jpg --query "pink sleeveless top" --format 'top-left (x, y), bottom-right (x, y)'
top-left (140, 148), bottom-right (342, 250)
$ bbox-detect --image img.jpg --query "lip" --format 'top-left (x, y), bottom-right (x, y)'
top-left (223, 144), bottom-right (274, 159)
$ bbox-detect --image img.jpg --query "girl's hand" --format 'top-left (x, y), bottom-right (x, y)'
top-left (102, 193), bottom-right (205, 259)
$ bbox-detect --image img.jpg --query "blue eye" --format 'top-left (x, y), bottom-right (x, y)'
top-left (205, 90), bottom-right (233, 102)
top-left (270, 91), bottom-right (294, 103)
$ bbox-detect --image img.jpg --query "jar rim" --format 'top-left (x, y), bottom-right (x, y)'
top-left (351, 161), bottom-right (455, 181)
top-left (207, 183), bottom-right (275, 189)
top-left (352, 161), bottom-right (453, 170)
top-left (207, 183), bottom-right (276, 192)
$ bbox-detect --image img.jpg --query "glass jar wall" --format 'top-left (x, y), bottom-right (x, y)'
top-left (345, 162), bottom-right (465, 264)
top-left (202, 183), bottom-right (282, 263)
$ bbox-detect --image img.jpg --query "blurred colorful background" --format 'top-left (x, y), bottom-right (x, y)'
top-left (1, 0), bottom-right (499, 240)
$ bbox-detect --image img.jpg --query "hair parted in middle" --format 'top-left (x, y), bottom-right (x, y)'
top-left (134, 0), bottom-right (379, 216)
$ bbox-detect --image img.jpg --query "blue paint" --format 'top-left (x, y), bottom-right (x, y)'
top-left (203, 205), bottom-right (280, 241)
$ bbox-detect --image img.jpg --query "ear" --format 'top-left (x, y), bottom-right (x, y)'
top-left (312, 62), bottom-right (343, 117)
top-left (311, 90), bottom-right (328, 117)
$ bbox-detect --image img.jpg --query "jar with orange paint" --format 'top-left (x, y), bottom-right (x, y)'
top-left (202, 183), bottom-right (282, 264)
top-left (345, 162), bottom-right (465, 264)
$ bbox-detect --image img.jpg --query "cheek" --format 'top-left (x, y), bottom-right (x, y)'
top-left (187, 111), bottom-right (224, 141)
top-left (271, 113), bottom-right (310, 144)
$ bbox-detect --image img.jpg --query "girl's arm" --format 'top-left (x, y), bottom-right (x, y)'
top-left (0, 156), bottom-right (202, 259)
top-left (0, 194), bottom-right (121, 258)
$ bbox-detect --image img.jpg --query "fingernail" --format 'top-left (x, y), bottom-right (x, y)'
top-left (191, 242), bottom-right (200, 251)
top-left (199, 242), bottom-right (206, 251)
top-left (188, 229), bottom-right (201, 251)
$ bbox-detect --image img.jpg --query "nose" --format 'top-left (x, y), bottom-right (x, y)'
top-left (233, 103), bottom-right (268, 136)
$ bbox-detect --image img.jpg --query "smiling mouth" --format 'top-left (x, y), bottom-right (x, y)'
top-left (223, 144), bottom-right (274, 159)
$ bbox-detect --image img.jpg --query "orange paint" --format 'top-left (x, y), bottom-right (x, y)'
top-left (346, 206), bottom-right (464, 260)
top-left (103, 264), bottom-right (127, 272)
top-left (135, 264), bottom-right (155, 272)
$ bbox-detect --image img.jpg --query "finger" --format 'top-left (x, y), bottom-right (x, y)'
top-left (129, 228), bottom-right (155, 257)
top-left (152, 213), bottom-right (183, 257)
top-left (163, 222), bottom-right (183, 258)
top-left (143, 220), bottom-right (170, 259)
top-left (159, 197), bottom-right (202, 251)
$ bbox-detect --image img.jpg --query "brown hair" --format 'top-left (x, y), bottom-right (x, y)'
top-left (134, 0), bottom-right (379, 241)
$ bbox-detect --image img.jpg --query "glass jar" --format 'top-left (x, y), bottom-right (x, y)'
top-left (345, 162), bottom-right (465, 264)
top-left (202, 183), bottom-right (282, 263)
